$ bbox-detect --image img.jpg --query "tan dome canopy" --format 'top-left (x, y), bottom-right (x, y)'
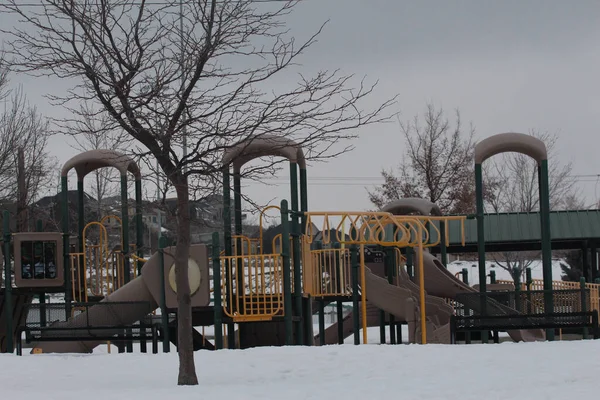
top-left (222, 134), bottom-right (306, 171)
top-left (381, 198), bottom-right (442, 216)
top-left (61, 149), bottom-right (141, 180)
top-left (474, 132), bottom-right (547, 165)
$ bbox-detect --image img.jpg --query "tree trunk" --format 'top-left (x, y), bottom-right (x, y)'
top-left (173, 174), bottom-right (198, 386)
top-left (17, 147), bottom-right (28, 232)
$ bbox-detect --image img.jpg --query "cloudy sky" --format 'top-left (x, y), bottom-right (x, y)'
top-left (2, 0), bottom-right (600, 224)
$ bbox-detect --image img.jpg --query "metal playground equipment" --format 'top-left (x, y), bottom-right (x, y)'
top-left (2, 132), bottom-right (600, 355)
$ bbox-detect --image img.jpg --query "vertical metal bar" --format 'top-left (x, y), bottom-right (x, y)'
top-left (416, 228), bottom-right (427, 345)
top-left (336, 300), bottom-right (344, 345)
top-left (475, 163), bottom-right (488, 343)
top-left (222, 168), bottom-right (235, 346)
top-left (61, 177), bottom-right (71, 316)
top-left (405, 247), bottom-right (414, 279)
top-left (582, 242), bottom-right (589, 282)
top-left (539, 161), bottom-right (555, 341)
top-left (281, 200), bottom-right (293, 345)
top-left (439, 220), bottom-right (447, 266)
top-left (350, 244), bottom-right (360, 345)
top-left (3, 210), bottom-right (13, 353)
top-left (526, 267), bottom-right (532, 314)
top-left (290, 162), bottom-right (303, 344)
top-left (581, 277), bottom-right (588, 339)
top-left (135, 179), bottom-right (144, 275)
top-left (299, 167), bottom-right (308, 234)
top-left (158, 236), bottom-right (170, 353)
top-left (120, 174), bottom-right (132, 353)
top-left (318, 298), bottom-right (325, 346)
top-left (591, 243), bottom-right (598, 282)
top-left (120, 175), bottom-right (130, 284)
top-left (387, 247), bottom-right (396, 344)
top-left (212, 232), bottom-right (223, 350)
top-left (514, 267), bottom-right (522, 312)
top-left (77, 180), bottom-right (85, 252)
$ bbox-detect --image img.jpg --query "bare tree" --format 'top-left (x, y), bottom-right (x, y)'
top-left (68, 103), bottom-right (128, 219)
top-left (486, 130), bottom-right (578, 281)
top-left (3, 0), bottom-right (396, 384)
top-left (369, 103), bottom-right (497, 214)
top-left (0, 62), bottom-right (56, 225)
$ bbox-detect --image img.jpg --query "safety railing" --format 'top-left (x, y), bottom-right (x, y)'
top-left (304, 212), bottom-right (422, 246)
top-left (304, 212), bottom-right (466, 248)
top-left (70, 247), bottom-right (139, 302)
top-left (303, 243), bottom-right (352, 297)
top-left (496, 279), bottom-right (600, 315)
top-left (220, 253), bottom-right (284, 322)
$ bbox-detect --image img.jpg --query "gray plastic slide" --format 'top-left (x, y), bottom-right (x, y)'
top-left (414, 252), bottom-right (545, 342)
top-left (364, 265), bottom-right (452, 344)
top-left (32, 265), bottom-right (159, 354)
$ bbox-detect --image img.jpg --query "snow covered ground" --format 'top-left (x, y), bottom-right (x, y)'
top-left (4, 339), bottom-right (600, 400)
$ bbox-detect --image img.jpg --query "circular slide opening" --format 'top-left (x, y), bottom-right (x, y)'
top-left (168, 258), bottom-right (202, 296)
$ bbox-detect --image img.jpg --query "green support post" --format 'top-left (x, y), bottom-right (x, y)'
top-left (440, 220), bottom-right (447, 267)
top-left (61, 177), bottom-right (71, 317)
top-left (120, 174), bottom-right (133, 353)
top-left (158, 236), bottom-right (170, 353)
top-left (406, 247), bottom-right (414, 279)
top-left (315, 240), bottom-right (325, 346)
top-left (318, 299), bottom-right (325, 346)
top-left (233, 172), bottom-right (243, 238)
top-left (526, 267), bottom-right (533, 314)
top-left (514, 267), bottom-right (522, 312)
top-left (299, 167), bottom-right (308, 234)
top-left (461, 267), bottom-right (471, 343)
top-left (135, 179), bottom-right (144, 275)
top-left (120, 175), bottom-right (130, 285)
top-left (212, 232), bottom-right (223, 350)
top-left (233, 170), bottom-right (243, 348)
top-left (3, 210), bottom-right (13, 353)
top-left (538, 161), bottom-right (554, 340)
top-left (350, 244), bottom-right (360, 345)
top-left (76, 179), bottom-right (85, 305)
top-left (591, 244), bottom-right (598, 282)
top-left (77, 180), bottom-right (85, 251)
top-left (379, 307), bottom-right (386, 343)
top-left (580, 277), bottom-right (588, 339)
top-left (474, 163), bottom-right (488, 344)
top-left (222, 168), bottom-right (235, 346)
top-left (582, 243), bottom-right (589, 282)
top-left (289, 162), bottom-right (303, 345)
top-left (386, 247), bottom-right (396, 344)
top-left (336, 301), bottom-right (344, 344)
top-left (489, 270), bottom-right (496, 284)
top-left (280, 200), bottom-right (293, 345)
top-left (36, 220), bottom-right (47, 327)
top-left (379, 304), bottom-right (386, 344)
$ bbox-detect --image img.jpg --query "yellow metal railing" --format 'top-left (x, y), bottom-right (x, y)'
top-left (303, 243), bottom-right (352, 297)
top-left (220, 253), bottom-right (284, 322)
top-left (304, 212), bottom-right (466, 248)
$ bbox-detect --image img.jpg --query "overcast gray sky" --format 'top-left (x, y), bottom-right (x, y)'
top-left (2, 0), bottom-right (600, 223)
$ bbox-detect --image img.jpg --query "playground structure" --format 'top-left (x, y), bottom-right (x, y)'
top-left (1, 132), bottom-right (600, 354)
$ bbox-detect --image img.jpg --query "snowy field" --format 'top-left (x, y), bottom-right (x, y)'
top-left (3, 339), bottom-right (599, 400)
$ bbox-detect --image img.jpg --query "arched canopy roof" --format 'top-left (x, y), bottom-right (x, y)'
top-left (222, 135), bottom-right (306, 171)
top-left (61, 149), bottom-right (142, 180)
top-left (381, 198), bottom-right (442, 216)
top-left (474, 132), bottom-right (548, 165)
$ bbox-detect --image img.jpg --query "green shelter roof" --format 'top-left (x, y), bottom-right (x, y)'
top-left (438, 209), bottom-right (600, 249)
